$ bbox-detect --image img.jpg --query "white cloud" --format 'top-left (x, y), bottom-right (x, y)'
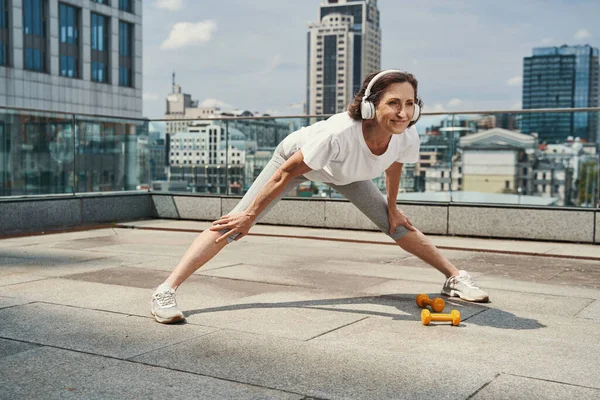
top-left (429, 104), bottom-right (447, 113)
top-left (155, 0), bottom-right (184, 11)
top-left (574, 29), bottom-right (591, 39)
top-left (448, 98), bottom-right (463, 108)
top-left (540, 37), bottom-right (553, 45)
top-left (199, 98), bottom-right (233, 110)
top-left (506, 76), bottom-right (522, 87)
top-left (143, 92), bottom-right (160, 101)
top-left (161, 20), bottom-right (217, 50)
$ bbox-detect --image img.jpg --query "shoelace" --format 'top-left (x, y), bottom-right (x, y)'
top-left (456, 274), bottom-right (479, 289)
top-left (154, 290), bottom-right (177, 308)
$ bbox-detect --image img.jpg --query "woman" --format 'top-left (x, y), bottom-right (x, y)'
top-left (151, 70), bottom-right (489, 324)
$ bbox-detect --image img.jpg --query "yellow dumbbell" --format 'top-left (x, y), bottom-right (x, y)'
top-left (415, 293), bottom-right (445, 313)
top-left (421, 309), bottom-right (461, 326)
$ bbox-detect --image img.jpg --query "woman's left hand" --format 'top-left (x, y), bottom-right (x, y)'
top-left (388, 207), bottom-right (416, 235)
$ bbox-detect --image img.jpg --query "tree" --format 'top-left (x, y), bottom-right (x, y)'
top-left (577, 161), bottom-right (599, 207)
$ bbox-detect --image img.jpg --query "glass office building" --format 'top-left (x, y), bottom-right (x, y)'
top-left (306, 0), bottom-right (381, 115)
top-left (0, 0), bottom-right (143, 196)
top-left (0, 0), bottom-right (142, 117)
top-left (522, 45), bottom-right (599, 143)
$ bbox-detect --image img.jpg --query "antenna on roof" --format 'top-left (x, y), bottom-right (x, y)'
top-left (172, 72), bottom-right (176, 91)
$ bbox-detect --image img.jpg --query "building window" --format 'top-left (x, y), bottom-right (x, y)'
top-left (59, 3), bottom-right (80, 78)
top-left (0, 0), bottom-right (9, 66)
top-left (91, 0), bottom-right (109, 4)
top-left (118, 0), bottom-right (132, 12)
top-left (119, 20), bottom-right (133, 87)
top-left (91, 12), bottom-right (109, 83)
top-left (23, 0), bottom-right (48, 72)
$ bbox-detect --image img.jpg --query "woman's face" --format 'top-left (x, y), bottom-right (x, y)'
top-left (374, 82), bottom-right (416, 135)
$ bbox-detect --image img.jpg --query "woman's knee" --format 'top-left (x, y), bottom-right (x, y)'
top-left (387, 225), bottom-right (410, 241)
top-left (217, 229), bottom-right (242, 244)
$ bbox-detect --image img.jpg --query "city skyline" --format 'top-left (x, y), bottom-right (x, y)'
top-left (143, 0), bottom-right (600, 119)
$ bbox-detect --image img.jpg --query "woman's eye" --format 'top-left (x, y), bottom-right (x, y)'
top-left (389, 101), bottom-right (398, 106)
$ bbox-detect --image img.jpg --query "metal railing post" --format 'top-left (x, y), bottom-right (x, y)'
top-left (71, 113), bottom-right (76, 195)
top-left (225, 120), bottom-right (229, 195)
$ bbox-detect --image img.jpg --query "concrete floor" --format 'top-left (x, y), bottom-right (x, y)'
top-left (1, 219), bottom-right (599, 399)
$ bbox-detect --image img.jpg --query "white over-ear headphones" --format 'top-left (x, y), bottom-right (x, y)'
top-left (360, 69), bottom-right (421, 125)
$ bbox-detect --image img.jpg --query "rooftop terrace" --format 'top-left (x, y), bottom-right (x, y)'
top-left (1, 220), bottom-right (599, 399)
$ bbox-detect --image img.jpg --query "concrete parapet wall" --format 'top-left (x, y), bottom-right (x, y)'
top-left (448, 205), bottom-right (596, 242)
top-left (151, 194), bottom-right (597, 244)
top-left (1, 193), bottom-right (597, 244)
top-left (0, 193), bottom-right (152, 236)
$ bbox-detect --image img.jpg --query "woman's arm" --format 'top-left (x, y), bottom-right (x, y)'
top-left (246, 150), bottom-right (312, 217)
top-left (210, 150), bottom-right (312, 242)
top-left (385, 161), bottom-right (403, 209)
top-left (385, 162), bottom-right (416, 233)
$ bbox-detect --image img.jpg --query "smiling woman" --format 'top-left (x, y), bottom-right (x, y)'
top-left (149, 69), bottom-right (490, 324)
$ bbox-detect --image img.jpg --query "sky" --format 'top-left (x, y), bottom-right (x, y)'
top-left (142, 0), bottom-right (600, 119)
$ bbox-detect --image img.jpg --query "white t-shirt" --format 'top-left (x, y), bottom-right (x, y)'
top-left (280, 112), bottom-right (420, 185)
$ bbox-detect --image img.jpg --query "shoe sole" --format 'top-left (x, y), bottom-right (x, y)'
top-left (442, 289), bottom-right (489, 303)
top-left (151, 310), bottom-right (186, 324)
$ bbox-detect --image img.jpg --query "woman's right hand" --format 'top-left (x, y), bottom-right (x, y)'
top-left (209, 212), bottom-right (256, 243)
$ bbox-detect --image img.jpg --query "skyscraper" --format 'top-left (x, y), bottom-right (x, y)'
top-left (521, 45), bottom-right (599, 143)
top-left (306, 0), bottom-right (381, 115)
top-left (0, 0), bottom-right (142, 118)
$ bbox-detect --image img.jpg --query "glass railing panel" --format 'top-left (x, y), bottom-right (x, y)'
top-left (147, 115), bottom-right (327, 196)
top-left (428, 110), bottom-right (599, 207)
top-left (73, 115), bottom-right (148, 193)
top-left (223, 116), bottom-right (327, 198)
top-left (0, 107), bottom-right (75, 196)
top-left (1, 105), bottom-right (598, 211)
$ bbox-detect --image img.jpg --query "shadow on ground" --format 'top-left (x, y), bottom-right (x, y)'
top-left (185, 293), bottom-right (546, 330)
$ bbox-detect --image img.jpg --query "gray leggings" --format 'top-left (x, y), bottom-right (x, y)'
top-left (222, 146), bottom-right (410, 243)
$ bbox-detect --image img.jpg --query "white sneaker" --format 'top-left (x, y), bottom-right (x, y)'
top-left (151, 284), bottom-right (185, 324)
top-left (441, 270), bottom-right (489, 302)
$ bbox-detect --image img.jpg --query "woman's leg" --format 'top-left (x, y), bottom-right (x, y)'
top-left (326, 181), bottom-right (458, 277)
top-left (164, 156), bottom-right (307, 289)
top-left (326, 180), bottom-right (488, 301)
top-left (152, 151), bottom-right (307, 322)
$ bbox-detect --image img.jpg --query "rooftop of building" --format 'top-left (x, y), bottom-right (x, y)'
top-left (1, 219), bottom-right (599, 399)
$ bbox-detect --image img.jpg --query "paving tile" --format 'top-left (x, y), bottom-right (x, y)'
top-left (549, 268), bottom-right (600, 289)
top-left (184, 294), bottom-right (371, 341)
top-left (0, 303), bottom-right (217, 358)
top-left (199, 263), bottom-right (391, 292)
top-left (0, 272), bottom-right (49, 287)
top-left (0, 347), bottom-right (300, 400)
top-left (452, 309), bottom-right (600, 389)
top-left (0, 338), bottom-right (39, 359)
top-left (471, 374), bottom-right (600, 400)
top-left (576, 299), bottom-right (600, 321)
top-left (0, 296), bottom-right (35, 310)
top-left (0, 229), bottom-right (116, 248)
top-left (132, 329), bottom-right (495, 400)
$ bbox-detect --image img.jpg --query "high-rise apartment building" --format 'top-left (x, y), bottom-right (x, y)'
top-left (521, 45), bottom-right (599, 143)
top-left (165, 84), bottom-right (217, 135)
top-left (0, 0), bottom-right (142, 118)
top-left (306, 0), bottom-right (380, 115)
